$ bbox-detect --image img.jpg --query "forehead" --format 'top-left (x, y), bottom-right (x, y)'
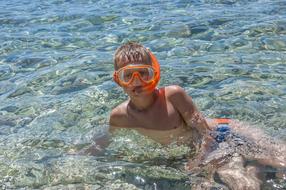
top-left (116, 61), bottom-right (152, 70)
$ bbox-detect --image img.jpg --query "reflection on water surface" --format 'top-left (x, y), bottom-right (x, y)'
top-left (0, 0), bottom-right (285, 189)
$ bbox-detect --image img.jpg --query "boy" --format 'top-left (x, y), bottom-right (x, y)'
top-left (109, 42), bottom-right (285, 189)
top-left (109, 42), bottom-right (212, 146)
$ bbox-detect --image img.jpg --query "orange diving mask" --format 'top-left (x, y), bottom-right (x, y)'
top-left (113, 51), bottom-right (160, 92)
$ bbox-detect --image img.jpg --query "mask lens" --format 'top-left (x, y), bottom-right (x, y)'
top-left (121, 69), bottom-right (133, 82)
top-left (118, 67), bottom-right (154, 84)
top-left (138, 68), bottom-right (154, 82)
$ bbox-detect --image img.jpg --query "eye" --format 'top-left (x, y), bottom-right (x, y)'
top-left (139, 70), bottom-right (149, 76)
top-left (124, 73), bottom-right (132, 79)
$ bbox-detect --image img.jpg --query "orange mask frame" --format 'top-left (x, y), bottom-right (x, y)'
top-left (115, 64), bottom-right (155, 86)
top-left (113, 51), bottom-right (160, 92)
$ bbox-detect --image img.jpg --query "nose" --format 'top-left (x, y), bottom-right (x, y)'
top-left (130, 75), bottom-right (142, 86)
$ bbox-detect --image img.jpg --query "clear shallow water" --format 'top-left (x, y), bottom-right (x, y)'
top-left (0, 0), bottom-right (285, 189)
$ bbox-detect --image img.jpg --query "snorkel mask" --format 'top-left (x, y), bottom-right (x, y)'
top-left (113, 51), bottom-right (160, 93)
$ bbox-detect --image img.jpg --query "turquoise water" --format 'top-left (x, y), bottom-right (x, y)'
top-left (0, 0), bottom-right (286, 189)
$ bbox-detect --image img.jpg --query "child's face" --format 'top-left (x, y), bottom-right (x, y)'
top-left (115, 62), bottom-right (155, 97)
top-left (114, 50), bottom-right (160, 98)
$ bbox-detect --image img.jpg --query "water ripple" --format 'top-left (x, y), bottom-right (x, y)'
top-left (0, 0), bottom-right (285, 189)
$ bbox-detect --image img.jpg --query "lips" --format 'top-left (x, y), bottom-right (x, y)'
top-left (131, 86), bottom-right (144, 95)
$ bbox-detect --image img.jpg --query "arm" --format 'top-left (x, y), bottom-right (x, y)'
top-left (168, 85), bottom-right (214, 168)
top-left (83, 107), bottom-right (126, 156)
top-left (167, 85), bottom-right (211, 134)
top-left (83, 132), bottom-right (111, 156)
top-left (109, 105), bottom-right (130, 133)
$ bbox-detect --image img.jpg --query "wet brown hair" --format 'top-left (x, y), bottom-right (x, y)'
top-left (114, 42), bottom-right (152, 70)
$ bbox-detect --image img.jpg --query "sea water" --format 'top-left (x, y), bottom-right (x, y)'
top-left (0, 0), bottom-right (285, 189)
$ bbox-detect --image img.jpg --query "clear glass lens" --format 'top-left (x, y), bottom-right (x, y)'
top-left (118, 67), bottom-right (154, 83)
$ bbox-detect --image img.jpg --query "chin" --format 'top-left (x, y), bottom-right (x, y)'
top-left (125, 86), bottom-right (156, 97)
top-left (129, 90), bottom-right (151, 98)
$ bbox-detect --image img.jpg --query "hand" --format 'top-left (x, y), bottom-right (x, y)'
top-left (186, 133), bottom-right (216, 171)
top-left (186, 157), bottom-right (202, 171)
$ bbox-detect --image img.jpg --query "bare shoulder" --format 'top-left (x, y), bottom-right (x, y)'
top-left (109, 101), bottom-right (129, 129)
top-left (163, 85), bottom-right (196, 114)
top-left (164, 85), bottom-right (190, 100)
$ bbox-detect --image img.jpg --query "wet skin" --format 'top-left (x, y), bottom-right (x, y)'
top-left (110, 62), bottom-right (286, 190)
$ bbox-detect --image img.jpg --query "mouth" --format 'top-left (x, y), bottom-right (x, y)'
top-left (131, 86), bottom-right (143, 95)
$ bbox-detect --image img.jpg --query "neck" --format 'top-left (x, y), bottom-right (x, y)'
top-left (129, 89), bottom-right (158, 111)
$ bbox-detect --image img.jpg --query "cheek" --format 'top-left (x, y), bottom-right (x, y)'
top-left (123, 87), bottom-right (132, 94)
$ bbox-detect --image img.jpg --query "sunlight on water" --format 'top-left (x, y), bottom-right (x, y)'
top-left (0, 0), bottom-right (285, 189)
